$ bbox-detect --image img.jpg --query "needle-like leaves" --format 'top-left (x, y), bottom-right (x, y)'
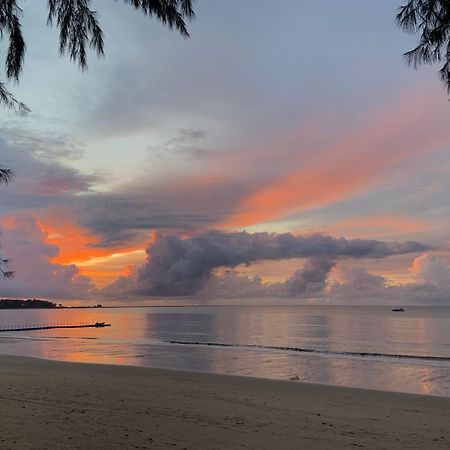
top-left (0, 0), bottom-right (194, 109)
top-left (398, 1), bottom-right (450, 91)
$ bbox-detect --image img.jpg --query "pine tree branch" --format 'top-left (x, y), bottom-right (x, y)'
top-left (47, 0), bottom-right (104, 70)
top-left (397, 0), bottom-right (450, 91)
top-left (0, 81), bottom-right (29, 111)
top-left (0, 167), bottom-right (13, 184)
top-left (121, 0), bottom-right (195, 37)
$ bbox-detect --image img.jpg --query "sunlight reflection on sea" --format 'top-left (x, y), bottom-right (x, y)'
top-left (0, 305), bottom-right (450, 396)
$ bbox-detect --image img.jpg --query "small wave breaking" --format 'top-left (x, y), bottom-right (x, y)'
top-left (167, 340), bottom-right (450, 363)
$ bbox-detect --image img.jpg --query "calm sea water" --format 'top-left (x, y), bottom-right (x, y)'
top-left (0, 305), bottom-right (449, 396)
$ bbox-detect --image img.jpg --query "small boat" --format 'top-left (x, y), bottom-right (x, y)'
top-left (392, 308), bottom-right (405, 312)
top-left (94, 321), bottom-right (110, 327)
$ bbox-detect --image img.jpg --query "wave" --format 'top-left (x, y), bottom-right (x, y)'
top-left (167, 340), bottom-right (450, 363)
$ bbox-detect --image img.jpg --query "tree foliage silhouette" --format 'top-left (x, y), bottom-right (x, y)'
top-left (0, 168), bottom-right (13, 184)
top-left (0, 0), bottom-right (195, 110)
top-left (2, 2), bottom-right (450, 106)
top-left (398, 0), bottom-right (450, 91)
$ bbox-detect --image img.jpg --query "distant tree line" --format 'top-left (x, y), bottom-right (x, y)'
top-left (0, 299), bottom-right (57, 309)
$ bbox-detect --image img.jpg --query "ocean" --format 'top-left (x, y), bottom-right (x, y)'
top-left (0, 305), bottom-right (449, 397)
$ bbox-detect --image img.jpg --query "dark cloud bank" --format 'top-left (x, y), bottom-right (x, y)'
top-left (106, 230), bottom-right (426, 297)
top-left (2, 216), bottom-right (447, 304)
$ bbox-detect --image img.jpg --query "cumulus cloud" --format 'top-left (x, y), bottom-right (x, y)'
top-left (104, 230), bottom-right (426, 297)
top-left (284, 257), bottom-right (335, 295)
top-left (194, 254), bottom-right (450, 305)
top-left (74, 194), bottom-right (216, 248)
top-left (412, 254), bottom-right (450, 290)
top-left (0, 215), bottom-right (444, 304)
top-left (0, 214), bottom-right (96, 299)
top-left (326, 254), bottom-right (450, 304)
top-left (327, 265), bottom-right (389, 300)
top-left (196, 271), bottom-right (270, 299)
top-left (197, 257), bottom-right (336, 299)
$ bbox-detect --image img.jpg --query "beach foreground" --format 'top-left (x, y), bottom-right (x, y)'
top-left (0, 355), bottom-right (449, 449)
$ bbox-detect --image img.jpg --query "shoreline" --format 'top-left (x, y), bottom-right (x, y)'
top-left (1, 354), bottom-right (450, 449)
top-left (2, 346), bottom-right (450, 398)
top-left (0, 352), bottom-right (442, 399)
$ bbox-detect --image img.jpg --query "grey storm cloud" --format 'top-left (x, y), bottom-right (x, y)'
top-left (284, 257), bottom-right (336, 295)
top-left (75, 195), bottom-right (218, 247)
top-left (133, 230), bottom-right (427, 296)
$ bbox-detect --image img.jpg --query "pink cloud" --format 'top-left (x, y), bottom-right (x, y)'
top-left (0, 214), bottom-right (96, 299)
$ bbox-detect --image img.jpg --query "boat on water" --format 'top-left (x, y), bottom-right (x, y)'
top-left (392, 308), bottom-right (405, 312)
top-left (94, 322), bottom-right (111, 327)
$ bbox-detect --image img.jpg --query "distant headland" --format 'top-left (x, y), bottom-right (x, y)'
top-left (0, 299), bottom-right (104, 309)
top-left (0, 299), bottom-right (58, 309)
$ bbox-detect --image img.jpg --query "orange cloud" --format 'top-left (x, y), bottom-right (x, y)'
top-left (223, 89), bottom-right (450, 228)
top-left (75, 250), bottom-right (146, 287)
top-left (35, 207), bottom-right (147, 286)
top-left (37, 215), bottom-right (104, 264)
top-left (309, 215), bottom-right (433, 240)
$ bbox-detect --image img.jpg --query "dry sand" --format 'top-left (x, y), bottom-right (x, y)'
top-left (0, 355), bottom-right (449, 449)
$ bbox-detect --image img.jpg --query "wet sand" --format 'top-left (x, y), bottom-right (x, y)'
top-left (0, 354), bottom-right (449, 449)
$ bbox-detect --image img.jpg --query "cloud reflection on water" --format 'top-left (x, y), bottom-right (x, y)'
top-left (0, 306), bottom-right (449, 396)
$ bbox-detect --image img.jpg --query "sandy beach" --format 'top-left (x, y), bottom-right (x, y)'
top-left (0, 355), bottom-right (449, 449)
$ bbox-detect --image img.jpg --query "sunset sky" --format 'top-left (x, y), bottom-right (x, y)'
top-left (1, 0), bottom-right (450, 303)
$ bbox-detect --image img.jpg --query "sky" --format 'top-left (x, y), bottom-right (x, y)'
top-left (1, 0), bottom-right (450, 304)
